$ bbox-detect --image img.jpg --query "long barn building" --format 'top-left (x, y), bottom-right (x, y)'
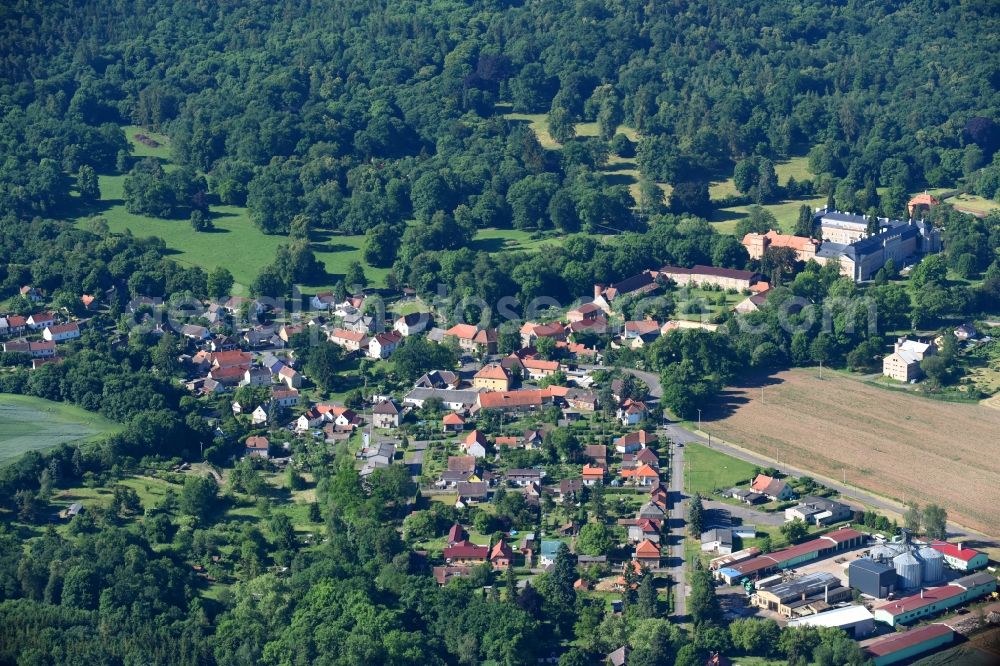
top-left (715, 528), bottom-right (864, 585)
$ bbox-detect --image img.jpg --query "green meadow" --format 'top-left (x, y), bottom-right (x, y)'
top-left (0, 394), bottom-right (121, 465)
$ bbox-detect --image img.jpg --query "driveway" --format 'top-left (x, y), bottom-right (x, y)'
top-left (406, 440), bottom-right (429, 479)
top-left (665, 437), bottom-right (687, 620)
top-left (702, 499), bottom-right (786, 527)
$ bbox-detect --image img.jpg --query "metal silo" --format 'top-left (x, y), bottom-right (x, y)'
top-left (893, 550), bottom-right (923, 589)
top-left (918, 546), bottom-right (944, 583)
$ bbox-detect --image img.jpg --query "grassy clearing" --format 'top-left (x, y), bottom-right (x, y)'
top-left (683, 443), bottom-right (759, 496)
top-left (0, 394), bottom-right (121, 465)
top-left (710, 194), bottom-right (827, 235)
top-left (470, 227), bottom-right (570, 253)
top-left (122, 125), bottom-right (172, 160)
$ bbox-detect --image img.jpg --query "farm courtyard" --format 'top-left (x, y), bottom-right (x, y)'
top-left (701, 368), bottom-right (1000, 537)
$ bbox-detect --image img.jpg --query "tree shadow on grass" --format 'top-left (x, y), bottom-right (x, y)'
top-left (708, 208), bottom-right (747, 224)
top-left (703, 372), bottom-right (787, 421)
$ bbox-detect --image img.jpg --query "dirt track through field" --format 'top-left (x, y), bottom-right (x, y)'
top-left (704, 369), bottom-right (1000, 536)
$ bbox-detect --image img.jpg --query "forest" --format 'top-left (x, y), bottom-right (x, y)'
top-left (1, 0), bottom-right (999, 664)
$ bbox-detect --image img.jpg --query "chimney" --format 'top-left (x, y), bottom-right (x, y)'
top-left (920, 589), bottom-right (925, 599)
top-left (958, 542), bottom-right (963, 551)
top-left (824, 584), bottom-right (829, 603)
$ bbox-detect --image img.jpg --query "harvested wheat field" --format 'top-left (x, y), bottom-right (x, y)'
top-left (703, 369), bottom-right (1000, 536)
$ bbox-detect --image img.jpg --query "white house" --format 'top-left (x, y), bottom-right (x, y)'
top-left (883, 336), bottom-right (935, 382)
top-left (394, 312), bottom-right (431, 337)
top-left (180, 324), bottom-right (211, 341)
top-left (42, 323), bottom-right (80, 342)
top-left (278, 366), bottom-right (302, 389)
top-left (461, 431), bottom-right (488, 458)
top-left (27, 312), bottom-right (56, 330)
top-left (372, 399), bottom-right (403, 429)
top-left (271, 387), bottom-right (300, 408)
top-left (252, 405), bottom-right (269, 425)
top-left (310, 291), bottom-right (336, 311)
top-left (617, 399), bottom-right (647, 426)
top-left (369, 331), bottom-right (402, 359)
top-left (329, 328), bottom-right (368, 352)
top-left (241, 367), bottom-right (271, 387)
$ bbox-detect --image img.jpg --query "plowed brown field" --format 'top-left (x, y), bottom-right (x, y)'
top-left (703, 369), bottom-right (1000, 536)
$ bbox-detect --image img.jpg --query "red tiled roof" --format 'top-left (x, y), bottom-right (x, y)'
top-left (45, 322), bottom-right (79, 334)
top-left (212, 350), bottom-right (252, 368)
top-left (475, 364), bottom-right (509, 380)
top-left (443, 540), bottom-right (489, 560)
top-left (621, 464), bottom-right (659, 479)
top-left (635, 539), bottom-right (660, 557)
top-left (930, 541), bottom-right (983, 562)
top-left (445, 324), bottom-right (479, 340)
top-left (478, 389), bottom-right (551, 410)
top-left (875, 586), bottom-right (965, 617)
top-left (495, 436), bottom-right (520, 447)
top-left (331, 328), bottom-right (367, 342)
top-left (821, 528), bottom-right (863, 545)
top-left (463, 430), bottom-right (487, 447)
top-left (614, 430), bottom-right (657, 447)
top-left (442, 412), bottom-right (465, 425)
top-left (581, 464), bottom-right (605, 478)
top-left (523, 358), bottom-right (559, 371)
top-left (864, 623), bottom-right (951, 657)
top-left (490, 539), bottom-right (513, 560)
top-left (245, 436), bottom-right (269, 450)
top-left (448, 455), bottom-right (476, 472)
top-left (658, 264), bottom-right (758, 281)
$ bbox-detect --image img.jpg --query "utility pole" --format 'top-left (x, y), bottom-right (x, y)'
top-left (819, 360), bottom-right (824, 379)
top-left (697, 408), bottom-right (702, 431)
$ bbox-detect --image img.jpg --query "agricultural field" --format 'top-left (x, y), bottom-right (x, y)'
top-left (701, 368), bottom-right (1000, 536)
top-left (0, 394), bottom-right (121, 464)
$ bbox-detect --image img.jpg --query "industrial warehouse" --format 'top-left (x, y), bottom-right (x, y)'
top-left (714, 527), bottom-right (865, 584)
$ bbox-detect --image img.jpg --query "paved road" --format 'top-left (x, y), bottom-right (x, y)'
top-left (406, 440), bottom-right (428, 479)
top-left (662, 423), bottom-right (997, 547)
top-left (665, 437), bottom-right (687, 620)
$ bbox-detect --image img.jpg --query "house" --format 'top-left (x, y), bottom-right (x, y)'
top-left (404, 388), bottom-right (481, 411)
top-left (626, 518), bottom-right (661, 543)
top-left (506, 468), bottom-right (542, 487)
top-left (209, 335), bottom-right (239, 352)
top-left (784, 496), bottom-right (853, 526)
top-left (414, 370), bottom-right (460, 390)
top-left (278, 365), bottom-right (302, 389)
top-left (564, 389), bottom-right (598, 412)
top-left (455, 482), bottom-right (490, 505)
top-left (309, 291), bottom-right (337, 311)
top-left (872, 572), bottom-right (997, 626)
top-left (245, 435), bottom-right (269, 458)
top-left (223, 296), bottom-right (261, 315)
top-left (443, 323), bottom-right (497, 354)
top-left (271, 387), bottom-right (300, 408)
top-left (634, 539), bottom-right (661, 567)
top-left (522, 429), bottom-right (543, 449)
top-left (442, 412), bottom-right (466, 432)
top-left (0, 315), bottom-right (27, 335)
top-left (953, 323), bottom-right (977, 341)
top-left (606, 646), bottom-right (631, 666)
top-left (477, 389), bottom-right (552, 412)
top-left (278, 324), bottom-right (304, 343)
top-left (581, 464), bottom-right (605, 486)
top-left (638, 500), bottom-right (667, 521)
top-left (447, 455), bottom-right (477, 474)
top-left (329, 328), bottom-right (368, 352)
top-left (26, 312), bottom-right (56, 330)
top-left (584, 445), bottom-right (607, 466)
top-left (251, 405), bottom-right (269, 425)
top-left (42, 322), bottom-right (80, 342)
top-left (358, 442), bottom-right (396, 476)
top-left (443, 540), bottom-right (489, 565)
top-left (617, 399), bottom-right (647, 426)
top-left (656, 265), bottom-right (759, 291)
top-left (556, 479), bottom-right (582, 504)
top-left (519, 321), bottom-right (566, 348)
top-left (342, 312), bottom-right (374, 334)
top-left (623, 319), bottom-right (660, 343)
top-left (701, 528), bottom-right (734, 555)
top-left (211, 350), bottom-right (253, 369)
top-left (393, 312), bottom-right (431, 337)
top-left (621, 464), bottom-right (659, 487)
top-left (369, 331), bottom-right (402, 359)
top-left (494, 435), bottom-right (521, 449)
top-left (372, 399), bottom-right (403, 429)
top-left (473, 363), bottom-right (511, 392)
top-left (522, 357), bottom-right (560, 380)
top-left (19, 286), bottom-right (43, 302)
top-left (567, 302), bottom-right (604, 323)
top-left (243, 328), bottom-right (272, 348)
top-left (929, 541), bottom-right (989, 571)
top-left (296, 404), bottom-right (360, 431)
top-left (241, 367), bottom-right (271, 388)
top-left (460, 430), bottom-right (488, 458)
top-left (742, 230), bottom-right (819, 262)
top-left (750, 474), bottom-right (794, 501)
top-left (539, 540), bottom-right (562, 567)
top-left (3, 340), bottom-right (56, 358)
top-left (180, 323), bottom-right (211, 341)
top-left (490, 539), bottom-right (513, 570)
top-left (734, 290), bottom-right (771, 314)
top-left (614, 430), bottom-right (657, 454)
top-left (592, 271), bottom-right (659, 314)
top-left (883, 337), bottom-right (935, 382)
top-left (447, 523), bottom-right (467, 545)
top-left (433, 566), bottom-right (473, 586)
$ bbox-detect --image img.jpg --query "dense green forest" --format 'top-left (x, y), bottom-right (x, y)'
top-left (1, 0), bottom-right (1000, 664)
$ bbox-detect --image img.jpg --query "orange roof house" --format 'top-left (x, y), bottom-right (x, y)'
top-left (634, 539), bottom-right (661, 565)
top-left (490, 539), bottom-right (513, 569)
top-left (581, 464), bottom-right (606, 485)
top-left (474, 363), bottom-right (511, 391)
top-left (908, 192), bottom-right (940, 218)
top-left (442, 412), bottom-right (466, 431)
top-left (741, 230), bottom-right (819, 261)
top-left (621, 464), bottom-right (660, 486)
